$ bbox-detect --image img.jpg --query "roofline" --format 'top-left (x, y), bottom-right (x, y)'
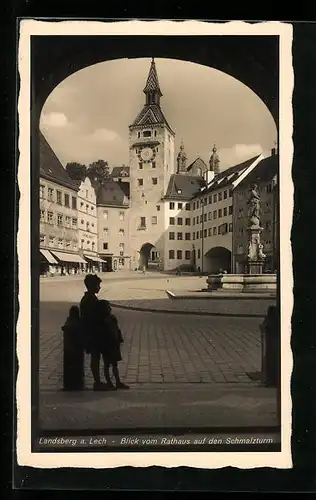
top-left (40, 172), bottom-right (80, 192)
top-left (232, 153), bottom-right (265, 189)
top-left (129, 123), bottom-right (175, 136)
top-left (187, 157), bottom-right (208, 171)
top-left (162, 195), bottom-right (193, 201)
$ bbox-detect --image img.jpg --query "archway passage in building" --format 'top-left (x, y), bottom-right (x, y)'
top-left (204, 247), bottom-right (232, 274)
top-left (139, 243), bottom-right (160, 270)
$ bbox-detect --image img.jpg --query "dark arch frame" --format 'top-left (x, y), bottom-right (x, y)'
top-left (29, 35), bottom-right (280, 443)
top-left (31, 35), bottom-right (279, 124)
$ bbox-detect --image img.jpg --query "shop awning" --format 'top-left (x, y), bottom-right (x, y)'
top-left (40, 249), bottom-right (58, 264)
top-left (83, 254), bottom-right (106, 263)
top-left (51, 251), bottom-right (87, 264)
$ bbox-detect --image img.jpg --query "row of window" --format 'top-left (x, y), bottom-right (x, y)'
top-left (192, 190), bottom-right (233, 210)
top-left (168, 250), bottom-right (191, 260)
top-left (169, 217), bottom-right (191, 226)
top-left (138, 161), bottom-right (157, 169)
top-left (101, 228), bottom-right (125, 236)
top-left (80, 239), bottom-right (97, 250)
top-left (102, 242), bottom-right (125, 254)
top-left (102, 211), bottom-right (125, 221)
top-left (137, 130), bottom-right (158, 139)
top-left (137, 177), bottom-right (158, 187)
top-left (40, 210), bottom-right (78, 228)
top-left (192, 223), bottom-right (233, 239)
top-left (192, 206), bottom-right (233, 224)
top-left (169, 202), bottom-right (191, 211)
top-left (40, 185), bottom-right (77, 209)
top-left (78, 200), bottom-right (95, 213)
top-left (40, 234), bottom-right (78, 250)
top-left (169, 232), bottom-right (191, 241)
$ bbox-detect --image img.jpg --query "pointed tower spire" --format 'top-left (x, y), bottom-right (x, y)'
top-left (209, 143), bottom-right (220, 175)
top-left (177, 140), bottom-right (187, 174)
top-left (143, 58), bottom-right (163, 105)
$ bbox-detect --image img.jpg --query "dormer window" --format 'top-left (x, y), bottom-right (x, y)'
top-left (143, 130), bottom-right (152, 138)
top-left (177, 189), bottom-right (182, 195)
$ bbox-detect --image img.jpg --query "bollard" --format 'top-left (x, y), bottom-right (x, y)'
top-left (260, 305), bottom-right (280, 388)
top-left (63, 326), bottom-right (85, 391)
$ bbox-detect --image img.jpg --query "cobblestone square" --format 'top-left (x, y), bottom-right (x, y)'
top-left (39, 275), bottom-right (265, 390)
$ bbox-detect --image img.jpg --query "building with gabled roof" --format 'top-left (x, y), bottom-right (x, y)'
top-left (232, 151), bottom-right (278, 273)
top-left (95, 179), bottom-right (131, 271)
top-left (38, 58), bottom-right (278, 275)
top-left (110, 165), bottom-right (130, 181)
top-left (186, 157), bottom-right (208, 178)
top-left (39, 132), bottom-right (87, 275)
top-left (190, 154), bottom-right (264, 274)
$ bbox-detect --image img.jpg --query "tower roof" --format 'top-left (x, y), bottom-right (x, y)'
top-left (130, 59), bottom-right (174, 134)
top-left (143, 58), bottom-right (162, 96)
top-left (130, 104), bottom-right (174, 132)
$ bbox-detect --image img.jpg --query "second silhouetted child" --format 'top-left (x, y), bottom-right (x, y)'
top-left (96, 300), bottom-right (129, 390)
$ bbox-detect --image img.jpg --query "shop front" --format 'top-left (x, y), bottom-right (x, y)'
top-left (50, 250), bottom-right (87, 275)
top-left (98, 253), bottom-right (113, 272)
top-left (40, 248), bottom-right (59, 276)
top-left (83, 253), bottom-right (107, 273)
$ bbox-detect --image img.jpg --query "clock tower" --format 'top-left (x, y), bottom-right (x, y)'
top-left (128, 58), bottom-right (175, 270)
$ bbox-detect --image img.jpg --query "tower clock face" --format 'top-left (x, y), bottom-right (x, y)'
top-left (140, 147), bottom-right (154, 162)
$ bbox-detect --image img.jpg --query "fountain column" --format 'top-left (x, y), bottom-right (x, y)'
top-left (245, 183), bottom-right (266, 274)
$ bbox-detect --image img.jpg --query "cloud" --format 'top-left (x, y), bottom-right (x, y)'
top-left (89, 128), bottom-right (120, 142)
top-left (41, 112), bottom-right (69, 128)
top-left (217, 143), bottom-right (264, 170)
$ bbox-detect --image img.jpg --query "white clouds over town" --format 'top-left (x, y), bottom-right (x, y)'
top-left (40, 58), bottom-right (277, 169)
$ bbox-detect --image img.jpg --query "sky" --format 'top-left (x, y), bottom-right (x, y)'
top-left (40, 57), bottom-right (277, 172)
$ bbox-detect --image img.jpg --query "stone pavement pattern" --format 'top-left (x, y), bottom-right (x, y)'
top-left (39, 274), bottom-right (277, 430)
top-left (40, 302), bottom-right (263, 390)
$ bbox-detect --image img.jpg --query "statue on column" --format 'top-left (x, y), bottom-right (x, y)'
top-left (247, 183), bottom-right (261, 226)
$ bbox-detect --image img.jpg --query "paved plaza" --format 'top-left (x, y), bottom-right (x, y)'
top-left (38, 272), bottom-right (278, 429)
top-left (39, 272), bottom-right (273, 389)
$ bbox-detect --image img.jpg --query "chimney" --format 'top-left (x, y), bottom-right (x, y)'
top-left (271, 147), bottom-right (276, 156)
top-left (204, 170), bottom-right (215, 185)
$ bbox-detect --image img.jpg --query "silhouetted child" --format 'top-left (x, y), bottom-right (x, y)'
top-left (80, 274), bottom-right (107, 391)
top-left (97, 300), bottom-right (129, 390)
top-left (62, 305), bottom-right (85, 390)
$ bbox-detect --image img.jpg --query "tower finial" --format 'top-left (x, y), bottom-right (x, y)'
top-left (143, 58), bottom-right (162, 105)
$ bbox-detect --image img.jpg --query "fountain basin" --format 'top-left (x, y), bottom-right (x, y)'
top-left (206, 274), bottom-right (277, 293)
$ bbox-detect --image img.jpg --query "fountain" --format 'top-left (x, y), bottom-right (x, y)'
top-left (206, 183), bottom-right (277, 294)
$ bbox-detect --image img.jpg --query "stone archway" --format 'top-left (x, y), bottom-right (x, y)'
top-left (32, 36), bottom-right (278, 126)
top-left (204, 246), bottom-right (232, 274)
top-left (139, 243), bottom-right (160, 270)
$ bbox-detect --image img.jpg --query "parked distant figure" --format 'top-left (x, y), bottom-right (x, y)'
top-left (79, 274), bottom-right (107, 391)
top-left (96, 300), bottom-right (129, 390)
top-left (62, 305), bottom-right (85, 390)
top-left (142, 264), bottom-right (146, 274)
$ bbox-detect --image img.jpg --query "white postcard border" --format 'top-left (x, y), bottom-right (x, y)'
top-left (17, 19), bottom-right (293, 470)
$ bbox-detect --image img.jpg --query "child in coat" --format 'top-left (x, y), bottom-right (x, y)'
top-left (96, 300), bottom-right (129, 390)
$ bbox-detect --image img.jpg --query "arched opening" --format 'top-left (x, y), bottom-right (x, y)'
top-left (139, 243), bottom-right (160, 271)
top-left (204, 246), bottom-right (232, 274)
